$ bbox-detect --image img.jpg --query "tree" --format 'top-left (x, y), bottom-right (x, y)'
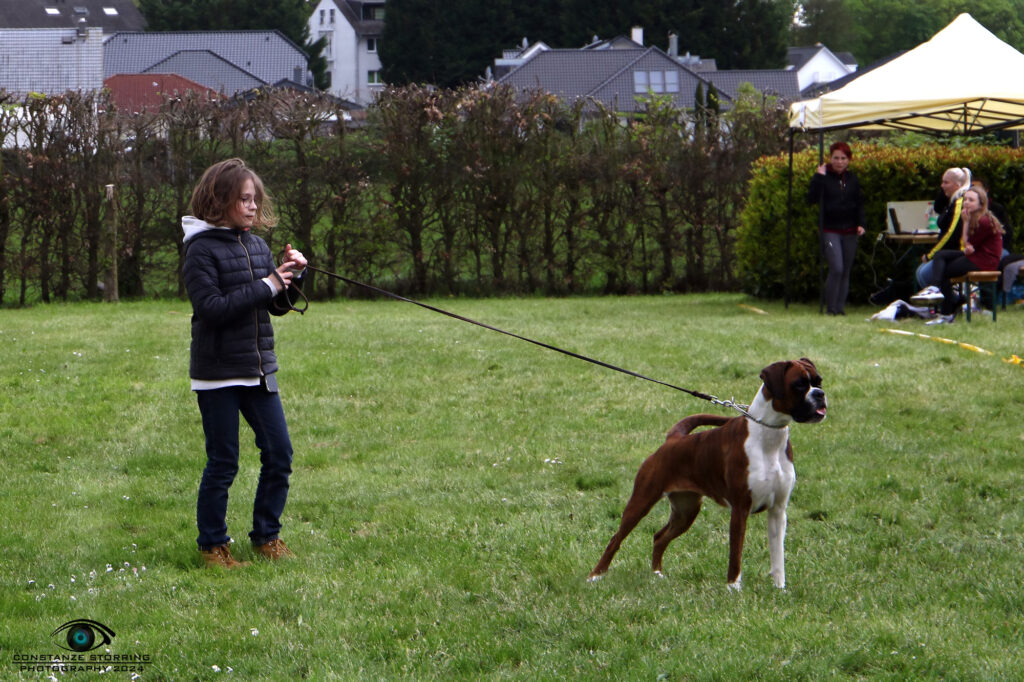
top-left (137, 0), bottom-right (328, 88)
top-left (793, 0), bottom-right (1024, 66)
top-left (381, 0), bottom-right (516, 89)
top-left (381, 0), bottom-right (793, 87)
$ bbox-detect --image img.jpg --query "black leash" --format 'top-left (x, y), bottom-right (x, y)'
top-left (291, 263), bottom-right (772, 422)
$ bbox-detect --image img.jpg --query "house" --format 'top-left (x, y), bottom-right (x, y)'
top-left (104, 73), bottom-right (220, 113)
top-left (0, 27), bottom-right (104, 95)
top-left (307, 0), bottom-right (385, 105)
top-left (104, 31), bottom-right (311, 96)
top-left (800, 50), bottom-right (903, 98)
top-left (493, 28), bottom-right (802, 116)
top-left (493, 38), bottom-right (551, 80)
top-left (0, 0), bottom-right (145, 34)
top-left (786, 44), bottom-right (857, 95)
top-left (495, 44), bottom-right (726, 115)
top-left (0, 0), bottom-right (143, 95)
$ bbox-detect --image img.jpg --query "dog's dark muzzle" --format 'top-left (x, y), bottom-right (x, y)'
top-left (793, 388), bottom-right (828, 423)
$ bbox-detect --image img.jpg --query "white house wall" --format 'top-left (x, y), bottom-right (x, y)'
top-left (309, 0), bottom-right (382, 105)
top-left (798, 51), bottom-right (852, 91)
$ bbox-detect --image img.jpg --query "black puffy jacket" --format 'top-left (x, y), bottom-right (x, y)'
top-left (806, 168), bottom-right (866, 234)
top-left (182, 226), bottom-right (303, 380)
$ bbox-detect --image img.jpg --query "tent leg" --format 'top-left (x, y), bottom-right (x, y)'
top-left (785, 131), bottom-right (794, 308)
top-left (818, 132), bottom-right (825, 315)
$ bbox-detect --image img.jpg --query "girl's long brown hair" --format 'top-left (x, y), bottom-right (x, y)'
top-left (964, 186), bottom-right (1004, 236)
top-left (188, 158), bottom-right (278, 229)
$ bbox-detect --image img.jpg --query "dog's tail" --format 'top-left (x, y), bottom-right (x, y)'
top-left (666, 414), bottom-right (732, 439)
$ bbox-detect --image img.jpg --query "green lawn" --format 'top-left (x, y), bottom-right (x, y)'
top-left (1, 295), bottom-right (1022, 680)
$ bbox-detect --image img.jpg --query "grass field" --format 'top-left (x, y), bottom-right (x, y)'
top-left (1, 295), bottom-right (1022, 680)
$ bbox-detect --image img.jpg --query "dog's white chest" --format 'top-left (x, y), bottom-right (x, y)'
top-left (744, 432), bottom-right (795, 512)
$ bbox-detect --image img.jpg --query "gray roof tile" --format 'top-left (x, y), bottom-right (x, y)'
top-left (0, 27), bottom-right (104, 94)
top-left (143, 50), bottom-right (264, 94)
top-left (104, 31), bottom-right (308, 92)
top-left (704, 70), bottom-right (801, 101)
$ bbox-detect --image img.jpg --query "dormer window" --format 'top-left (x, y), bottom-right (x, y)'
top-left (363, 4), bottom-right (385, 21)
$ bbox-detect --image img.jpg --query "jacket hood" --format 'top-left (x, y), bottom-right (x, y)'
top-left (182, 216), bottom-right (235, 243)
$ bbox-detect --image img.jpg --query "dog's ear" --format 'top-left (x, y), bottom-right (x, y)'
top-left (759, 361), bottom-right (791, 399)
top-left (798, 357), bottom-right (817, 372)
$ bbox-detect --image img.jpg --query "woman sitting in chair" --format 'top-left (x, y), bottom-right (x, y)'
top-left (925, 186), bottom-right (1004, 324)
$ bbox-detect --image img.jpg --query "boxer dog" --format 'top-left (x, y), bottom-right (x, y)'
top-left (587, 358), bottom-right (826, 590)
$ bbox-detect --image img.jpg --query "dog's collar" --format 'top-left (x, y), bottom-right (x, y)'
top-left (710, 396), bottom-right (789, 429)
top-left (740, 410), bottom-right (790, 430)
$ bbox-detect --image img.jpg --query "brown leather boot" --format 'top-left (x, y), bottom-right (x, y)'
top-left (253, 538), bottom-right (296, 560)
top-left (200, 544), bottom-right (250, 569)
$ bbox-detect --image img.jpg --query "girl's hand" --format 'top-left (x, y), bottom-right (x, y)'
top-left (856, 225), bottom-right (866, 236)
top-left (268, 264), bottom-right (295, 293)
top-left (282, 243), bottom-right (307, 272)
top-left (964, 242), bottom-right (975, 256)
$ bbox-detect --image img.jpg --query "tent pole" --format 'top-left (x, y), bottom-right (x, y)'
top-left (785, 130), bottom-right (794, 308)
top-left (818, 131), bottom-right (825, 315)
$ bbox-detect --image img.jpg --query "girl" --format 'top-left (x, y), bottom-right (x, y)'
top-left (807, 141), bottom-right (866, 316)
top-left (926, 185), bottom-right (1003, 324)
top-left (182, 158), bottom-right (307, 568)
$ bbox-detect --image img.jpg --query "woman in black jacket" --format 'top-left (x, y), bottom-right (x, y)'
top-left (182, 158), bottom-right (307, 569)
top-left (807, 141), bottom-right (866, 315)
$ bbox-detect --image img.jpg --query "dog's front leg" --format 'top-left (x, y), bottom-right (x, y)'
top-left (726, 506), bottom-right (749, 591)
top-left (766, 506), bottom-right (787, 589)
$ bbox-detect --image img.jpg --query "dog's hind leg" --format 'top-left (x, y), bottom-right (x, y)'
top-left (588, 478), bottom-right (663, 581)
top-left (651, 491), bottom-right (702, 575)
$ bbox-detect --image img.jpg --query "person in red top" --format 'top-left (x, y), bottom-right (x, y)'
top-left (926, 186), bottom-right (1004, 323)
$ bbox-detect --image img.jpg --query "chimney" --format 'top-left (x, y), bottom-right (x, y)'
top-left (668, 32), bottom-right (678, 57)
top-left (631, 26), bottom-right (643, 46)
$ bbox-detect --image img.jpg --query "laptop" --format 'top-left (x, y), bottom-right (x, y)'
top-left (885, 201), bottom-right (934, 234)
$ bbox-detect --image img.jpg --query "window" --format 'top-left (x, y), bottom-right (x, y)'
top-left (649, 70), bottom-right (664, 93)
top-left (366, 38), bottom-right (377, 53)
top-left (635, 70), bottom-right (679, 94)
top-left (368, 70), bottom-right (383, 84)
top-left (103, 7), bottom-right (118, 15)
top-left (319, 9), bottom-right (325, 24)
top-left (633, 71), bottom-right (648, 93)
top-left (329, 8), bottom-right (335, 23)
top-left (665, 70), bottom-right (679, 93)
top-left (363, 4), bottom-right (385, 21)
top-left (46, 7), bottom-right (61, 15)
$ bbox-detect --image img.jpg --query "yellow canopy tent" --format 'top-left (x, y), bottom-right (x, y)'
top-left (790, 13), bottom-right (1024, 133)
top-left (782, 14), bottom-right (1024, 307)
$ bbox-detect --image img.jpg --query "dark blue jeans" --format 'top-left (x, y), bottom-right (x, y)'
top-left (195, 385), bottom-right (293, 550)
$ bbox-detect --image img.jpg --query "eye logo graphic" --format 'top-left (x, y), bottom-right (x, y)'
top-left (50, 619), bottom-right (116, 652)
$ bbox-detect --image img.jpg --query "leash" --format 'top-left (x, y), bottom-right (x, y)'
top-left (288, 262), bottom-right (782, 427)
